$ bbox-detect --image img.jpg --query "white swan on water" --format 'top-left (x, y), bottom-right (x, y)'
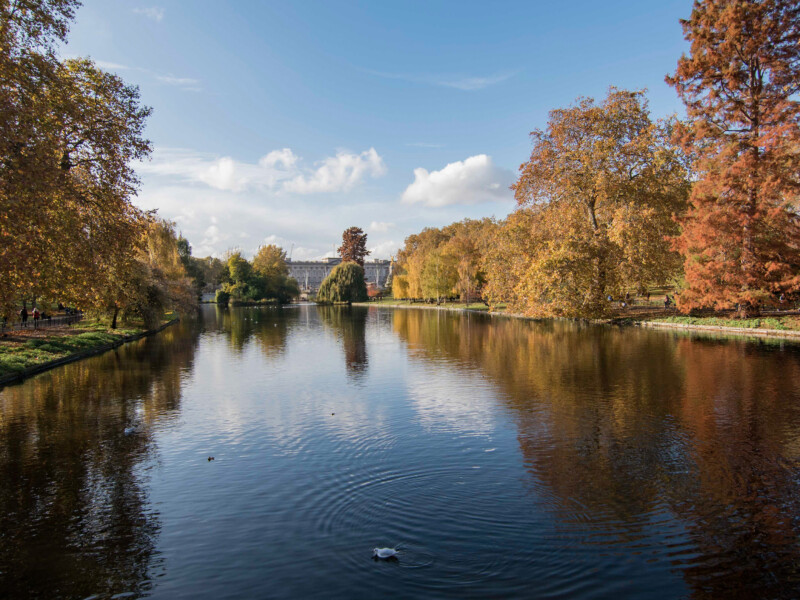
top-left (372, 547), bottom-right (399, 559)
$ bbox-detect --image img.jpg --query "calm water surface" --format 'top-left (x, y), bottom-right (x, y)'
top-left (2, 305), bottom-right (800, 599)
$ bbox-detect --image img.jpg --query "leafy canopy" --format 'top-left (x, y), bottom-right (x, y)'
top-left (666, 0), bottom-right (800, 314)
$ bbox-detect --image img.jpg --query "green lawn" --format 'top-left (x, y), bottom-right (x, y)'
top-left (645, 314), bottom-right (800, 331)
top-left (0, 320), bottom-right (146, 378)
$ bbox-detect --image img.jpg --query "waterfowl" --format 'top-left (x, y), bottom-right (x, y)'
top-left (372, 547), bottom-right (398, 559)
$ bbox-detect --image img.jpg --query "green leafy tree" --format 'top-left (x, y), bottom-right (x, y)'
top-left (317, 262), bottom-right (368, 304)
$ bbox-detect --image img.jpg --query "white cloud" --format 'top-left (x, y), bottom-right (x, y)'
top-left (369, 221), bottom-right (393, 233)
top-left (259, 148), bottom-right (298, 170)
top-left (156, 75), bottom-right (201, 91)
top-left (133, 7), bottom-right (164, 22)
top-left (401, 154), bottom-right (514, 207)
top-left (369, 240), bottom-right (398, 258)
top-left (365, 69), bottom-right (518, 91)
top-left (137, 147), bottom-right (383, 195)
top-left (408, 367), bottom-right (498, 436)
top-left (95, 59), bottom-right (129, 71)
top-left (435, 73), bottom-right (517, 91)
top-left (283, 148), bottom-right (386, 194)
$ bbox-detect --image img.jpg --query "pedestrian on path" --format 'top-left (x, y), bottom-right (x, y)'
top-left (20, 307), bottom-right (28, 327)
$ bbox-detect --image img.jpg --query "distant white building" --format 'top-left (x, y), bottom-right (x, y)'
top-left (287, 257), bottom-right (392, 292)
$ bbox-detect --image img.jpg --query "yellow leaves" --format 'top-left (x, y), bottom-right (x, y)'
top-left (253, 244), bottom-right (289, 279)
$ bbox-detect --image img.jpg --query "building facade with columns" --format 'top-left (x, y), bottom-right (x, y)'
top-left (287, 257), bottom-right (392, 293)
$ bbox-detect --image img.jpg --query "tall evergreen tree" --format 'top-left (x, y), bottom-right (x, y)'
top-left (338, 226), bottom-right (370, 267)
top-left (667, 0), bottom-right (800, 315)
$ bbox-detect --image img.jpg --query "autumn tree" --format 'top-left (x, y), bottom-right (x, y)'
top-left (420, 248), bottom-right (457, 300)
top-left (480, 210), bottom-right (538, 308)
top-left (253, 244), bottom-right (289, 279)
top-left (441, 219), bottom-right (493, 303)
top-left (252, 244), bottom-right (299, 302)
top-left (394, 227), bottom-right (449, 299)
top-left (0, 1), bottom-right (152, 318)
top-left (512, 88), bottom-right (689, 317)
top-left (392, 220), bottom-right (495, 302)
top-left (666, 0), bottom-right (800, 316)
top-left (338, 226), bottom-right (370, 266)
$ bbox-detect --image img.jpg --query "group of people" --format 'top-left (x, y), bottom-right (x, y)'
top-left (607, 292), bottom-right (674, 310)
top-left (18, 306), bottom-right (47, 327)
top-left (15, 305), bottom-right (73, 328)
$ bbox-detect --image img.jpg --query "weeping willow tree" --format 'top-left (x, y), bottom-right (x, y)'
top-left (316, 262), bottom-right (367, 304)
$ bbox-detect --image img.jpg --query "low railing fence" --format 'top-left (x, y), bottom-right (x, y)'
top-left (2, 312), bottom-right (83, 333)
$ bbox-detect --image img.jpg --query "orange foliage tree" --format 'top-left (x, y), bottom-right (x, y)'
top-left (512, 89), bottom-right (689, 317)
top-left (0, 1), bottom-right (152, 319)
top-left (667, 0), bottom-right (800, 315)
top-left (338, 226), bottom-right (370, 267)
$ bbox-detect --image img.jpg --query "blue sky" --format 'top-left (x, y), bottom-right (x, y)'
top-left (64, 0), bottom-right (691, 260)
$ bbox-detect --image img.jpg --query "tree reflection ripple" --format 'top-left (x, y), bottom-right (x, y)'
top-left (3, 307), bottom-right (800, 598)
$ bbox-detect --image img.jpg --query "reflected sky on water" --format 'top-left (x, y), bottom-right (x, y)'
top-left (2, 305), bottom-right (800, 599)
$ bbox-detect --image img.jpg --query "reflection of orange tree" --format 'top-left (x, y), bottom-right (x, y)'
top-left (0, 320), bottom-right (200, 598)
top-left (669, 339), bottom-right (800, 598)
top-left (392, 309), bottom-right (800, 596)
top-left (393, 310), bottom-right (688, 520)
top-left (318, 305), bottom-right (369, 378)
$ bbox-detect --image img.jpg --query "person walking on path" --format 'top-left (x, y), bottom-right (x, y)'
top-left (19, 307), bottom-right (28, 327)
top-left (32, 307), bottom-right (40, 328)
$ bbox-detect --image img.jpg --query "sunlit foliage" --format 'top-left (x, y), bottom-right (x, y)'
top-left (510, 88), bottom-right (689, 317)
top-left (666, 0), bottom-right (800, 316)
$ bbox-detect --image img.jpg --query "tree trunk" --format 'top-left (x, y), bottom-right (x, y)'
top-left (737, 302), bottom-right (760, 319)
top-left (111, 305), bottom-right (119, 329)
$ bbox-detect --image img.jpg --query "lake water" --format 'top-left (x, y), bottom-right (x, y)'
top-left (2, 305), bottom-right (800, 599)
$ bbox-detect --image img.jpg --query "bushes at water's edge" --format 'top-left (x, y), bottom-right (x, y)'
top-left (216, 250), bottom-right (300, 305)
top-left (317, 263), bottom-right (368, 304)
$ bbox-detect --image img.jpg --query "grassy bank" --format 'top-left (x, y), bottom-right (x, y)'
top-left (0, 319), bottom-right (154, 378)
top-left (635, 314), bottom-right (800, 331)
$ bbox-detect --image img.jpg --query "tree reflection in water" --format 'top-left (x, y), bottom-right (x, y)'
top-left (392, 310), bottom-right (800, 598)
top-left (215, 305), bottom-right (294, 359)
top-left (0, 320), bottom-right (200, 599)
top-left (318, 305), bottom-right (369, 379)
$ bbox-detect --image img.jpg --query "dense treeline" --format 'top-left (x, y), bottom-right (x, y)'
top-left (215, 245), bottom-right (299, 306)
top-left (0, 0), bottom-right (196, 326)
top-left (393, 218), bottom-right (493, 304)
top-left (393, 0), bottom-right (799, 318)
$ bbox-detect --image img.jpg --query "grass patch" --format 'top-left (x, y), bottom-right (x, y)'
top-left (650, 315), bottom-right (791, 330)
top-left (0, 321), bottom-right (148, 378)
